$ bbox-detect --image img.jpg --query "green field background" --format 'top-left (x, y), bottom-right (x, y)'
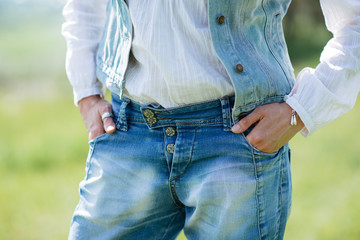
top-left (0, 1), bottom-right (359, 239)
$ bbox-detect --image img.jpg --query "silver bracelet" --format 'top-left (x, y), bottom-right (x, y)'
top-left (291, 110), bottom-right (297, 126)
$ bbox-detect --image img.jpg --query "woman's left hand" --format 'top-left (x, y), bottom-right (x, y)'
top-left (231, 102), bottom-right (305, 153)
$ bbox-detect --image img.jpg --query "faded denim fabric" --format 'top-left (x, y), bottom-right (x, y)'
top-left (95, 0), bottom-right (295, 123)
top-left (69, 94), bottom-right (292, 240)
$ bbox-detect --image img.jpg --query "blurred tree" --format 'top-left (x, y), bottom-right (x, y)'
top-left (285, 0), bottom-right (325, 37)
top-left (284, 0), bottom-right (332, 68)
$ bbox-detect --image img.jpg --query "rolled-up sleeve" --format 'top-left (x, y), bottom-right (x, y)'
top-left (61, 0), bottom-right (107, 105)
top-left (285, 0), bottom-right (360, 136)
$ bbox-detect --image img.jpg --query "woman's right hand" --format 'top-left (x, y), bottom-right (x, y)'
top-left (78, 95), bottom-right (116, 140)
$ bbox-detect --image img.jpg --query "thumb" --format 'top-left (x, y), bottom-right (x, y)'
top-left (231, 111), bottom-right (261, 133)
top-left (103, 116), bottom-right (116, 133)
top-left (99, 104), bottom-right (116, 134)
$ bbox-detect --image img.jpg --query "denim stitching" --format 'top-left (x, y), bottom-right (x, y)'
top-left (169, 180), bottom-right (185, 208)
top-left (169, 128), bottom-right (197, 181)
top-left (84, 143), bottom-right (96, 182)
top-left (126, 120), bottom-right (225, 128)
top-left (151, 120), bottom-right (223, 128)
top-left (276, 149), bottom-right (287, 239)
top-left (220, 97), bottom-right (232, 131)
top-left (250, 142), bottom-right (262, 239)
top-left (160, 211), bottom-right (183, 240)
top-left (262, 5), bottom-right (292, 88)
top-left (277, 148), bottom-right (288, 239)
top-left (119, 98), bottom-right (130, 131)
top-left (241, 133), bottom-right (279, 157)
top-left (155, 118), bottom-right (222, 124)
top-left (163, 131), bottom-right (171, 174)
top-left (241, 0), bottom-right (276, 97)
top-left (127, 117), bottom-right (223, 125)
top-left (233, 95), bottom-right (286, 122)
top-left (126, 120), bottom-right (147, 125)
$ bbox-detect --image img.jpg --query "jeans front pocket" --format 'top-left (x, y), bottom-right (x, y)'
top-left (240, 124), bottom-right (282, 157)
top-left (88, 132), bottom-right (111, 146)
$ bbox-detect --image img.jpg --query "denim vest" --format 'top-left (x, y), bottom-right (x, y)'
top-left (96, 0), bottom-right (295, 122)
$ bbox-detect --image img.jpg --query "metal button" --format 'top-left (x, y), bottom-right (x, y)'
top-left (235, 63), bottom-right (244, 73)
top-left (143, 109), bottom-right (155, 118)
top-left (165, 127), bottom-right (176, 137)
top-left (166, 143), bottom-right (175, 154)
top-left (143, 109), bottom-right (157, 125)
top-left (217, 15), bottom-right (225, 25)
top-left (146, 116), bottom-right (158, 125)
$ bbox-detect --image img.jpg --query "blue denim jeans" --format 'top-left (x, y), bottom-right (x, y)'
top-left (69, 94), bottom-right (292, 240)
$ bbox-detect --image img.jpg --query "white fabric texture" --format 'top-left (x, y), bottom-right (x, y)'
top-left (123, 1), bottom-right (234, 107)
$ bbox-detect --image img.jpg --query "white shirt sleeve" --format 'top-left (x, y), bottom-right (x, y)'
top-left (285, 0), bottom-right (360, 136)
top-left (61, 0), bottom-right (107, 105)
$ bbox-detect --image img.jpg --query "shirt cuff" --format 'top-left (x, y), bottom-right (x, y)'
top-left (285, 95), bottom-right (311, 137)
top-left (73, 85), bottom-right (106, 106)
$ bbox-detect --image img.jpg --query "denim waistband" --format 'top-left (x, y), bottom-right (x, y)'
top-left (112, 94), bottom-right (242, 132)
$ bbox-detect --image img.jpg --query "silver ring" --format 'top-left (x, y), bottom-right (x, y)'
top-left (101, 112), bottom-right (114, 121)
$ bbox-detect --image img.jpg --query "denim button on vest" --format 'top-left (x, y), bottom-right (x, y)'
top-left (95, 0), bottom-right (295, 123)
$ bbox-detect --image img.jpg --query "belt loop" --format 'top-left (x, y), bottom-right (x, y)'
top-left (220, 96), bottom-right (233, 131)
top-left (117, 98), bottom-right (130, 132)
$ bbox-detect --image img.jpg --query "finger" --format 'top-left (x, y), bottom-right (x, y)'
top-left (98, 102), bottom-right (116, 134)
top-left (103, 117), bottom-right (116, 133)
top-left (231, 110), bottom-right (262, 133)
top-left (89, 125), bottom-right (106, 140)
top-left (245, 122), bottom-right (274, 152)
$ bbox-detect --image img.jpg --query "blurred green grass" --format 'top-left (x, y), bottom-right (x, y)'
top-left (0, 98), bottom-right (88, 240)
top-left (0, 1), bottom-right (359, 239)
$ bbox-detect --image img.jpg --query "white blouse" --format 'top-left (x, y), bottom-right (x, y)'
top-left (123, 0), bottom-right (234, 108)
top-left (62, 0), bottom-right (360, 136)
